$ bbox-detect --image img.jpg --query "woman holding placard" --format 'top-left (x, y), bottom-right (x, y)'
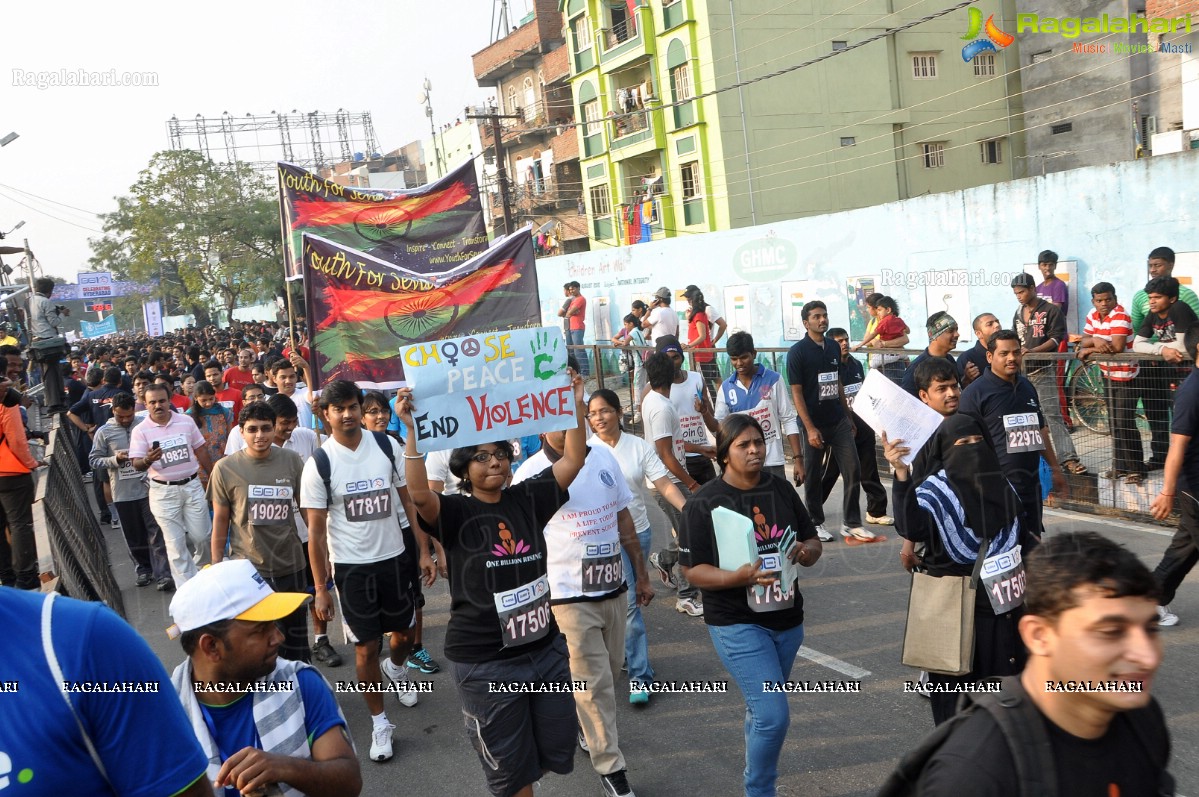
top-left (680, 413), bottom-right (821, 797)
top-left (393, 372), bottom-right (589, 797)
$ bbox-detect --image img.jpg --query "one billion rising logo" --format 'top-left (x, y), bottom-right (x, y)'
top-left (961, 7), bottom-right (1014, 62)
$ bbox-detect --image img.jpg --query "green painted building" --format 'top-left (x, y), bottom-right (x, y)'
top-left (560, 0), bottom-right (1026, 247)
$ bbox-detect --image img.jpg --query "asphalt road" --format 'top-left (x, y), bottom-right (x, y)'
top-left (113, 495), bottom-right (1199, 797)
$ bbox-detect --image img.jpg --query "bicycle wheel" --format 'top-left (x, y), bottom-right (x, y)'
top-left (1068, 361), bottom-right (1109, 435)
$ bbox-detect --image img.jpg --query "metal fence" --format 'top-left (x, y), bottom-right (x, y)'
top-left (31, 411), bottom-right (125, 616)
top-left (569, 343), bottom-right (1182, 525)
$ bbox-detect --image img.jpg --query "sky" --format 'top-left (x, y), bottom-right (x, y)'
top-left (0, 0), bottom-right (525, 281)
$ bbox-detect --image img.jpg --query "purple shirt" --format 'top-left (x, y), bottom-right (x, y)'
top-left (128, 411), bottom-right (206, 481)
top-left (1037, 278), bottom-right (1069, 318)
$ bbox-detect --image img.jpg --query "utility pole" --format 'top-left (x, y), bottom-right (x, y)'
top-left (467, 106), bottom-right (523, 237)
top-left (23, 239), bottom-right (34, 294)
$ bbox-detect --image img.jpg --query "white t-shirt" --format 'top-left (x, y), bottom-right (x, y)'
top-left (512, 446), bottom-right (632, 601)
top-left (669, 371), bottom-right (711, 454)
top-left (642, 390), bottom-right (685, 483)
top-left (426, 448), bottom-right (462, 495)
top-left (646, 306), bottom-right (679, 341)
top-left (587, 433), bottom-right (668, 531)
top-left (300, 433), bottom-right (407, 565)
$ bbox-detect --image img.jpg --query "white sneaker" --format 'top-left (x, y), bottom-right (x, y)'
top-left (382, 658), bottom-right (420, 707)
top-left (370, 721), bottom-right (396, 761)
top-left (1158, 605), bottom-right (1180, 627)
top-left (841, 525), bottom-right (878, 541)
top-left (866, 513), bottom-right (895, 526)
top-left (815, 524), bottom-right (834, 542)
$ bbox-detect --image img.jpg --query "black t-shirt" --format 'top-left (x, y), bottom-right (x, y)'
top-left (956, 341), bottom-right (989, 383)
top-left (785, 336), bottom-right (845, 428)
top-left (1170, 367), bottom-right (1199, 492)
top-left (1138, 301), bottom-right (1199, 345)
top-left (901, 350), bottom-right (958, 397)
top-left (839, 355), bottom-right (866, 421)
top-left (919, 699), bottom-right (1170, 797)
top-left (419, 477), bottom-right (568, 663)
top-left (679, 473), bottom-right (816, 630)
top-left (69, 385), bottom-right (124, 426)
top-left (1012, 298), bottom-right (1067, 373)
top-left (958, 369), bottom-right (1046, 483)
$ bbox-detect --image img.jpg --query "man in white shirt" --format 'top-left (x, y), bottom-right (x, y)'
top-left (300, 380), bottom-right (420, 763)
top-left (129, 383), bottom-right (215, 586)
top-left (643, 286), bottom-right (679, 342)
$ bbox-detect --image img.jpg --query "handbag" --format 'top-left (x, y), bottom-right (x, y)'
top-left (29, 336), bottom-right (67, 356)
top-left (900, 531), bottom-right (991, 677)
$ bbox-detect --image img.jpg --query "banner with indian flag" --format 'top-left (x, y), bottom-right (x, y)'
top-left (278, 160), bottom-right (488, 281)
top-left (301, 226), bottom-right (541, 389)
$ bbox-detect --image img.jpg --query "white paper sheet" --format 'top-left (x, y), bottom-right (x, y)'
top-left (851, 369), bottom-right (945, 467)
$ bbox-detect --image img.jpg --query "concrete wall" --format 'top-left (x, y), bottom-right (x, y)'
top-left (534, 148), bottom-right (1199, 350)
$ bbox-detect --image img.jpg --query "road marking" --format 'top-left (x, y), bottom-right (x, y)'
top-left (797, 647), bottom-right (871, 679)
top-left (1043, 508), bottom-right (1174, 538)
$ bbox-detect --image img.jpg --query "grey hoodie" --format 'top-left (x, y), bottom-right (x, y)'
top-left (89, 415), bottom-right (149, 503)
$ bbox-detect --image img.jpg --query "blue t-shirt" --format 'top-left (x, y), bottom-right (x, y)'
top-left (200, 667), bottom-right (345, 797)
top-left (1171, 367), bottom-right (1199, 492)
top-left (386, 397), bottom-right (408, 442)
top-left (0, 589), bottom-right (206, 797)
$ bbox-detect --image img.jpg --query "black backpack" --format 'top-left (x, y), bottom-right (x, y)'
top-left (877, 676), bottom-right (1174, 797)
top-left (311, 430), bottom-right (398, 508)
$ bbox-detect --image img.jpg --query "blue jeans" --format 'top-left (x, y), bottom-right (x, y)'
top-left (622, 527), bottom-right (654, 688)
top-left (569, 329), bottom-right (589, 376)
top-left (708, 622), bottom-right (805, 797)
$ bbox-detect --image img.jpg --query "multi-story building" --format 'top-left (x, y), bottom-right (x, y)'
top-left (560, 0), bottom-right (1027, 248)
top-left (472, 0), bottom-right (590, 255)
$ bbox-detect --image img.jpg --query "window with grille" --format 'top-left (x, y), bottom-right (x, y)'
top-left (670, 62), bottom-right (692, 101)
top-left (912, 53), bottom-right (937, 79)
top-left (973, 53), bottom-right (996, 77)
top-left (573, 16), bottom-right (591, 50)
top-left (921, 142), bottom-right (945, 168)
top-left (980, 138), bottom-right (1003, 164)
top-left (589, 184), bottom-right (611, 217)
top-left (681, 162), bottom-right (700, 199)
top-left (1051, 122), bottom-right (1073, 135)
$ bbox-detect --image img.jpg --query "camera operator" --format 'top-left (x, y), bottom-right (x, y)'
top-left (26, 276), bottom-right (69, 414)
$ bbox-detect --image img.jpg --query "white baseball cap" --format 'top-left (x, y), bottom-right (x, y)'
top-left (167, 560), bottom-right (309, 638)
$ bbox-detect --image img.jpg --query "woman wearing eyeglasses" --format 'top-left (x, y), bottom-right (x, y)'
top-left (394, 373), bottom-right (590, 797)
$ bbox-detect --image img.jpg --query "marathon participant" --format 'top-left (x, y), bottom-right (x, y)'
top-left (121, 356), bottom-right (139, 392)
top-left (168, 560), bottom-right (361, 797)
top-left (684, 284), bottom-right (728, 345)
top-left (956, 313), bottom-right (1000, 387)
top-left (1011, 273), bottom-right (1085, 475)
top-left (512, 420), bottom-right (650, 796)
top-left (822, 328), bottom-right (891, 525)
top-left (959, 330), bottom-right (1068, 539)
top-left (64, 361), bottom-right (86, 406)
top-left (268, 356), bottom-right (315, 431)
top-left (587, 388), bottom-right (686, 703)
top-left (884, 414), bottom-right (1030, 725)
top-left (643, 286), bottom-right (679, 342)
top-left (611, 312), bottom-right (649, 422)
top-left (204, 361), bottom-right (243, 419)
top-left (682, 289), bottom-right (720, 399)
top-left (223, 348), bottom-right (256, 393)
top-left (209, 401), bottom-right (311, 663)
top-left (1078, 282), bottom-right (1143, 483)
top-left (658, 335), bottom-right (719, 487)
top-left (67, 366), bottom-right (125, 528)
top-left (900, 312), bottom-right (959, 396)
top-left (786, 300), bottom-right (873, 542)
top-left (300, 380), bottom-right (420, 763)
top-left (395, 371), bottom-right (588, 797)
top-left (911, 532), bottom-right (1170, 796)
top-left (0, 587), bottom-right (212, 796)
top-left (361, 389), bottom-right (440, 676)
top-left (221, 382), bottom-right (268, 455)
top-left (174, 373), bottom-right (197, 411)
top-left (129, 382), bottom-right (215, 586)
top-left (189, 381), bottom-right (234, 483)
top-left (641, 351), bottom-right (705, 617)
top-left (681, 414), bottom-right (821, 797)
top-left (90, 391), bottom-right (172, 590)
top-left (132, 370), bottom-right (155, 414)
top-left (715, 331), bottom-right (802, 485)
top-left (1148, 324), bottom-right (1199, 628)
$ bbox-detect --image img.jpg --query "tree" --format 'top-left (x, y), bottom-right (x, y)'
top-left (89, 150), bottom-right (282, 327)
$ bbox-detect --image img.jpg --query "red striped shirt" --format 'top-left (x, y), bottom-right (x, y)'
top-left (1084, 305), bottom-right (1138, 380)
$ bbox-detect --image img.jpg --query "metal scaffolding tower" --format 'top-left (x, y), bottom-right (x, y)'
top-left (166, 111), bottom-right (380, 175)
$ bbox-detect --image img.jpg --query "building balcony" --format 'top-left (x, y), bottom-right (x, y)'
top-left (608, 107), bottom-right (662, 159)
top-left (599, 4), bottom-right (655, 69)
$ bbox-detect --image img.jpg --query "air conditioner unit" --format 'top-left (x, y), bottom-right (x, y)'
top-left (1145, 116), bottom-right (1158, 139)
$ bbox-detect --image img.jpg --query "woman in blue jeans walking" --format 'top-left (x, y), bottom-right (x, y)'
top-left (587, 389), bottom-right (687, 704)
top-left (680, 414), bottom-right (821, 797)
